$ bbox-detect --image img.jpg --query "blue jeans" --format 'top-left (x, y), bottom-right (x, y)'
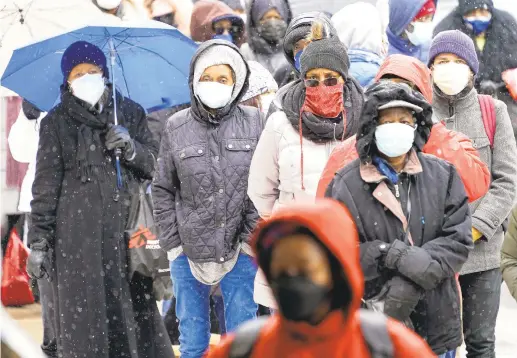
top-left (170, 253), bottom-right (258, 358)
top-left (438, 350), bottom-right (456, 358)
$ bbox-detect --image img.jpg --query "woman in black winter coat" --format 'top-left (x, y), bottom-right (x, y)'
top-left (325, 82), bottom-right (473, 356)
top-left (26, 41), bottom-right (173, 358)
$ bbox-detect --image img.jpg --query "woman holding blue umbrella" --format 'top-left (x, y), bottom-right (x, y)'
top-left (26, 41), bottom-right (174, 358)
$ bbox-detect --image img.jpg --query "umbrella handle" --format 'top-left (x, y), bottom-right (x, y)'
top-left (108, 39), bottom-right (123, 190)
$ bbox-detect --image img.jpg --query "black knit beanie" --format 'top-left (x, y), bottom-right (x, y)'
top-left (300, 33), bottom-right (349, 79)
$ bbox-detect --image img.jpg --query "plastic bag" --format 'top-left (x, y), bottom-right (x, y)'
top-left (1, 228), bottom-right (34, 306)
top-left (125, 184), bottom-right (172, 301)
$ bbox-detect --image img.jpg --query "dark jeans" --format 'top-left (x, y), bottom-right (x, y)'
top-left (38, 278), bottom-right (57, 357)
top-left (170, 254), bottom-right (257, 358)
top-left (459, 268), bottom-right (502, 358)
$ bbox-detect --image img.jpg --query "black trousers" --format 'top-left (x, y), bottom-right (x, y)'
top-left (460, 268), bottom-right (502, 358)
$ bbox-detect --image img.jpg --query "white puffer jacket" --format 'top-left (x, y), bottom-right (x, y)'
top-left (248, 110), bottom-right (341, 308)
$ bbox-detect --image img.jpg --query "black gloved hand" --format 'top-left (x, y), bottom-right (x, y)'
top-left (22, 99), bottom-right (42, 120)
top-left (378, 242), bottom-right (391, 268)
top-left (384, 239), bottom-right (409, 271)
top-left (27, 240), bottom-right (52, 280)
top-left (105, 125), bottom-right (136, 161)
top-left (383, 275), bottom-right (423, 330)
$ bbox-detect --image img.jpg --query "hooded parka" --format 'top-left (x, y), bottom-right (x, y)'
top-left (317, 54), bottom-right (490, 201)
top-left (152, 40), bottom-right (263, 263)
top-left (240, 0), bottom-right (292, 77)
top-left (434, 0), bottom-right (517, 136)
top-left (205, 200), bottom-right (436, 358)
top-left (29, 86), bottom-right (172, 358)
top-left (325, 82), bottom-right (473, 355)
top-left (190, 0), bottom-right (245, 46)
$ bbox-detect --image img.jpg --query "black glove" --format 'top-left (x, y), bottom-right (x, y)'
top-left (22, 99), bottom-right (41, 120)
top-left (383, 275), bottom-right (423, 329)
top-left (27, 240), bottom-right (52, 280)
top-left (105, 125), bottom-right (136, 161)
top-left (384, 239), bottom-right (409, 271)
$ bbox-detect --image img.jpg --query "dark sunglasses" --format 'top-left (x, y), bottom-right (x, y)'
top-left (214, 25), bottom-right (241, 35)
top-left (304, 77), bottom-right (339, 88)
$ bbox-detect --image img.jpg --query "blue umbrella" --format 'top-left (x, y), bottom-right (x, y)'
top-left (1, 23), bottom-right (197, 113)
top-left (2, 23), bottom-right (197, 189)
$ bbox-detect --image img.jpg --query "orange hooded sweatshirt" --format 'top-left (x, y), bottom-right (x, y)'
top-left (316, 54), bottom-right (490, 201)
top-left (205, 200), bottom-right (435, 358)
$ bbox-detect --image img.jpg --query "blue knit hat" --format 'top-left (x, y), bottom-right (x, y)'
top-left (428, 30), bottom-right (479, 75)
top-left (61, 41), bottom-right (109, 84)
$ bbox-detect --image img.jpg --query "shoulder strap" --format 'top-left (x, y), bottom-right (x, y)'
top-left (228, 316), bottom-right (269, 358)
top-left (359, 310), bottom-right (394, 358)
top-left (478, 94), bottom-right (496, 148)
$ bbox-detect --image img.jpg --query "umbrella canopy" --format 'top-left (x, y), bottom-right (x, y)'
top-left (1, 22), bottom-right (197, 112)
top-left (0, 0), bottom-right (114, 96)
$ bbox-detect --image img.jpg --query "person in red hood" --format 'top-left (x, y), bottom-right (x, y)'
top-left (190, 0), bottom-right (245, 46)
top-left (316, 54), bottom-right (490, 201)
top-left (205, 200), bottom-right (435, 358)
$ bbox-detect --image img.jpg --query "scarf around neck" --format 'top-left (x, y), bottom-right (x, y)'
top-left (61, 88), bottom-right (112, 182)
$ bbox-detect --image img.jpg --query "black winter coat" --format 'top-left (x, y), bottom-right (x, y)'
top-left (152, 41), bottom-right (264, 263)
top-left (326, 152), bottom-right (473, 354)
top-left (29, 88), bottom-right (173, 358)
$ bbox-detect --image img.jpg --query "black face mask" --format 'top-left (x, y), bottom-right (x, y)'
top-left (258, 18), bottom-right (287, 43)
top-left (271, 275), bottom-right (330, 322)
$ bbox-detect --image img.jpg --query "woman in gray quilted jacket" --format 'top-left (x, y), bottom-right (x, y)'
top-left (152, 39), bottom-right (264, 358)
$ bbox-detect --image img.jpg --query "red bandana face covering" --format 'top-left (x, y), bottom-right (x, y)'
top-left (302, 84), bottom-right (344, 118)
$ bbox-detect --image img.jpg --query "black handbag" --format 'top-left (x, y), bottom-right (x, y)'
top-left (125, 183), bottom-right (172, 301)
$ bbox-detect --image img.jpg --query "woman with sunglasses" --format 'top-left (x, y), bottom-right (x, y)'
top-left (247, 21), bottom-right (363, 310)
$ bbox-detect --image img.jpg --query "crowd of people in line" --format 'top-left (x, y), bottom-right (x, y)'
top-left (6, 0), bottom-right (517, 357)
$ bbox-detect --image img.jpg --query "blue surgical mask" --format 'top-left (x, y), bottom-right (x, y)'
top-left (213, 33), bottom-right (234, 43)
top-left (294, 50), bottom-right (303, 72)
top-left (464, 14), bottom-right (492, 35)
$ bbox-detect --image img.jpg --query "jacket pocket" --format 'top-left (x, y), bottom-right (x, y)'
top-left (471, 136), bottom-right (492, 169)
top-left (176, 144), bottom-right (207, 176)
top-left (224, 138), bottom-right (256, 167)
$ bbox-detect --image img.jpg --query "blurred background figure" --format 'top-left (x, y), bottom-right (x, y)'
top-left (387, 0), bottom-right (436, 63)
top-left (207, 200), bottom-right (436, 358)
top-left (332, 2), bottom-right (384, 88)
top-left (240, 0), bottom-right (292, 76)
top-left (434, 0), bottom-right (517, 139)
top-left (190, 0), bottom-right (245, 46)
top-left (219, 0), bottom-right (245, 16)
top-left (240, 60), bottom-right (279, 116)
top-left (7, 100), bottom-right (57, 358)
top-left (147, 0), bottom-right (194, 36)
top-left (94, 0), bottom-right (150, 21)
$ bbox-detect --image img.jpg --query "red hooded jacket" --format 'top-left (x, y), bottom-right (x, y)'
top-left (205, 200), bottom-right (435, 358)
top-left (316, 55), bottom-right (490, 201)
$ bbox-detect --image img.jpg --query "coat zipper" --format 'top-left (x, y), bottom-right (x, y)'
top-left (394, 184), bottom-right (400, 198)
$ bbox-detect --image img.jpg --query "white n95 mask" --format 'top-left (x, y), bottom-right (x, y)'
top-left (406, 21), bottom-right (433, 47)
top-left (195, 82), bottom-right (234, 109)
top-left (70, 73), bottom-right (106, 106)
top-left (375, 123), bottom-right (416, 158)
top-left (433, 63), bottom-right (470, 96)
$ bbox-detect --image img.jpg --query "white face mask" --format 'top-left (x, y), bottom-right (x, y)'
top-left (432, 63), bottom-right (471, 96)
top-left (375, 122), bottom-right (416, 158)
top-left (97, 0), bottom-right (122, 10)
top-left (195, 82), bottom-right (234, 109)
top-left (70, 73), bottom-right (106, 106)
top-left (405, 21), bottom-right (433, 46)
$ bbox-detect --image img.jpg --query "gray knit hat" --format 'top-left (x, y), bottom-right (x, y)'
top-left (300, 36), bottom-right (349, 79)
top-left (428, 30), bottom-right (479, 75)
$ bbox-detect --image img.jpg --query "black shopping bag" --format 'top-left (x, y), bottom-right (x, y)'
top-left (125, 184), bottom-right (172, 301)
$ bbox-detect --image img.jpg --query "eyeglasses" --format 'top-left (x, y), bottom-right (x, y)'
top-left (304, 77), bottom-right (339, 88)
top-left (214, 25), bottom-right (241, 35)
